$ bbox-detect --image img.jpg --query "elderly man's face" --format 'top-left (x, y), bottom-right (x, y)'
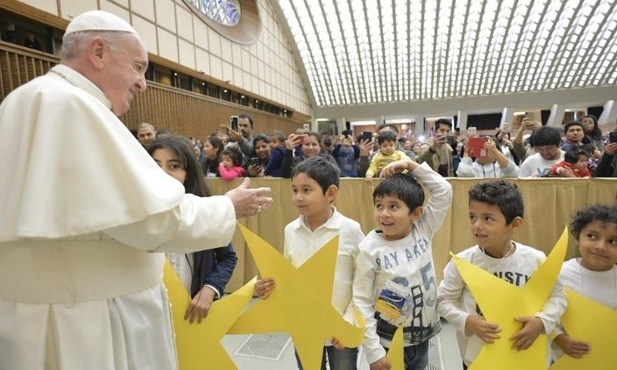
top-left (99, 34), bottom-right (148, 116)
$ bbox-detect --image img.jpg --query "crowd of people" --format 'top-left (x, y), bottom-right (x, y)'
top-left (136, 113), bottom-right (617, 184)
top-left (1, 10), bottom-right (616, 370)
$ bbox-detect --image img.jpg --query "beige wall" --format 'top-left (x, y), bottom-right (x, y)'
top-left (17, 0), bottom-right (312, 116)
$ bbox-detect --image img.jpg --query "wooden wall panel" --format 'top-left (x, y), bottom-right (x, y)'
top-left (0, 43), bottom-right (306, 141)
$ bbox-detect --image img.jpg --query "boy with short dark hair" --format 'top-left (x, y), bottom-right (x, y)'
top-left (255, 155), bottom-right (365, 369)
top-left (365, 131), bottom-right (411, 182)
top-left (354, 159), bottom-right (452, 370)
top-left (551, 203), bottom-right (617, 360)
top-left (437, 180), bottom-right (566, 368)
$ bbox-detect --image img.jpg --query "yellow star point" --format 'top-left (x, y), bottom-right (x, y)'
top-left (386, 325), bottom-right (405, 370)
top-left (453, 228), bottom-right (569, 370)
top-left (164, 260), bottom-right (256, 370)
top-left (549, 288), bottom-right (617, 370)
top-left (228, 224), bottom-right (365, 370)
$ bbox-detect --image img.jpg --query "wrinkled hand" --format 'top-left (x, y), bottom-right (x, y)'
top-left (509, 316), bottom-right (544, 351)
top-left (225, 178), bottom-right (272, 218)
top-left (553, 334), bottom-right (590, 358)
top-left (465, 315), bottom-right (501, 343)
top-left (254, 277), bottom-right (275, 299)
top-left (184, 286), bottom-right (216, 324)
top-left (369, 356), bottom-right (391, 370)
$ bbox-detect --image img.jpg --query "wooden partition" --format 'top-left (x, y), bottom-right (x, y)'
top-left (206, 178), bottom-right (617, 292)
top-left (0, 42), bottom-right (304, 139)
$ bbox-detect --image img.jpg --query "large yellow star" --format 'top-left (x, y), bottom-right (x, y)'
top-left (227, 224), bottom-right (365, 370)
top-left (163, 260), bottom-right (256, 370)
top-left (452, 228), bottom-right (568, 370)
top-left (549, 287), bottom-right (617, 370)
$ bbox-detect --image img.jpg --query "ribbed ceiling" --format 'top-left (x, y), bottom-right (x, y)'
top-left (277, 0), bottom-right (617, 108)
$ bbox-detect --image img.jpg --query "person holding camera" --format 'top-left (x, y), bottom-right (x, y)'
top-left (417, 118), bottom-right (455, 177)
top-left (332, 131), bottom-right (360, 177)
top-left (245, 134), bottom-right (271, 177)
top-left (226, 113), bottom-right (255, 158)
top-left (595, 130), bottom-right (617, 177)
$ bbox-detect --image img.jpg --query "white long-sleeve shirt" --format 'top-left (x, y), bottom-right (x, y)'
top-left (437, 243), bottom-right (567, 366)
top-left (284, 207), bottom-right (365, 340)
top-left (353, 163), bottom-right (453, 364)
top-left (456, 157), bottom-right (520, 178)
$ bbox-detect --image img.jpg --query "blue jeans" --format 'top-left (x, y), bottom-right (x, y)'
top-left (385, 340), bottom-right (429, 370)
top-left (295, 346), bottom-right (358, 370)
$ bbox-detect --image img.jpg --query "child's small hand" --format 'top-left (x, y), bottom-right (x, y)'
top-left (380, 160), bottom-right (411, 178)
top-left (509, 316), bottom-right (544, 350)
top-left (553, 334), bottom-right (590, 358)
top-left (465, 315), bottom-right (501, 343)
top-left (364, 174), bottom-right (374, 183)
top-left (369, 356), bottom-right (391, 370)
top-left (330, 337), bottom-right (344, 350)
top-left (254, 277), bottom-right (275, 299)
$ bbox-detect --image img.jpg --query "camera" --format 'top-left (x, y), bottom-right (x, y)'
top-left (248, 157), bottom-right (260, 166)
top-left (360, 131), bottom-right (373, 142)
top-left (609, 131), bottom-right (617, 143)
top-left (229, 116), bottom-right (239, 131)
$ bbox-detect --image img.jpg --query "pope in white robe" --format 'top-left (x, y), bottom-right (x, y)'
top-left (0, 10), bottom-right (271, 370)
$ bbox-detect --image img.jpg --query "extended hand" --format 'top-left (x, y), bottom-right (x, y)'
top-left (369, 356), bottom-right (391, 370)
top-left (225, 178), bottom-right (272, 218)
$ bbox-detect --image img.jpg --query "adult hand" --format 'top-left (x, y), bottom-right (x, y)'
top-left (227, 128), bottom-right (244, 143)
top-left (604, 142), bottom-right (617, 155)
top-left (509, 316), bottom-right (544, 350)
top-left (465, 315), bottom-right (501, 343)
top-left (432, 134), bottom-right (447, 151)
top-left (522, 118), bottom-right (541, 131)
top-left (225, 178), bottom-right (272, 218)
top-left (359, 138), bottom-right (373, 157)
top-left (247, 164), bottom-right (262, 177)
top-left (553, 334), bottom-right (590, 359)
top-left (184, 286), bottom-right (216, 324)
top-left (286, 133), bottom-right (305, 150)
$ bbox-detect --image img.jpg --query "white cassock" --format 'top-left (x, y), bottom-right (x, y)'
top-left (0, 64), bottom-right (237, 370)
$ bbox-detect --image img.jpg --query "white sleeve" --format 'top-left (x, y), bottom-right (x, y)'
top-left (456, 157), bottom-right (476, 177)
top-left (518, 158), bottom-right (533, 177)
top-left (104, 194), bottom-right (236, 253)
top-left (500, 160), bottom-right (520, 178)
top-left (353, 247), bottom-right (387, 364)
top-left (437, 259), bottom-right (471, 332)
top-left (535, 280), bottom-right (567, 335)
top-left (411, 162), bottom-right (453, 235)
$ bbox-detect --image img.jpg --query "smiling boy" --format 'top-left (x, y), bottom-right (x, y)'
top-left (437, 180), bottom-right (566, 369)
top-left (354, 159), bottom-right (452, 370)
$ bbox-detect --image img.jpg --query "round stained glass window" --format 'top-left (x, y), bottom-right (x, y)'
top-left (186, 0), bottom-right (241, 26)
top-left (183, 0), bottom-right (260, 45)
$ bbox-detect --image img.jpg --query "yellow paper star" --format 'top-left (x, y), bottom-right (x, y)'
top-left (227, 224), bottom-right (365, 370)
top-left (549, 287), bottom-right (617, 370)
top-left (452, 228), bottom-right (568, 370)
top-left (164, 260), bottom-right (256, 370)
top-left (386, 325), bottom-right (405, 370)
